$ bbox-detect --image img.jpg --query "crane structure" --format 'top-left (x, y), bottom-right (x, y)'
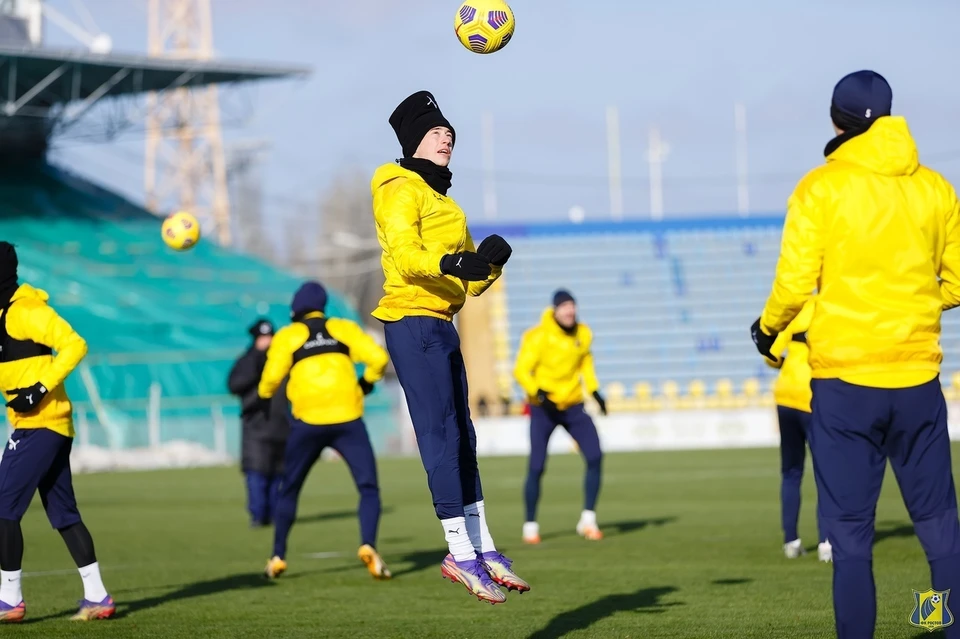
top-left (144, 0), bottom-right (231, 246)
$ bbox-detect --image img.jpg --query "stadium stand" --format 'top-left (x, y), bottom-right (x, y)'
top-left (0, 161), bottom-right (394, 455)
top-left (471, 218), bottom-right (960, 412)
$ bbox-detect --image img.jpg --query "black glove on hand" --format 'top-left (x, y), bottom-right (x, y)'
top-left (476, 234), bottom-right (512, 267)
top-left (358, 378), bottom-right (375, 396)
top-left (592, 390), bottom-right (608, 416)
top-left (439, 252), bottom-right (492, 281)
top-left (255, 395), bottom-right (273, 419)
top-left (5, 382), bottom-right (48, 413)
top-left (536, 389), bottom-right (560, 416)
top-left (751, 317), bottom-right (778, 362)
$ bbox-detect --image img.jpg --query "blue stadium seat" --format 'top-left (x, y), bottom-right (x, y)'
top-left (472, 218), bottom-right (960, 404)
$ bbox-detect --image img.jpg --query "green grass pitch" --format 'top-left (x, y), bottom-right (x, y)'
top-left (10, 445), bottom-right (958, 638)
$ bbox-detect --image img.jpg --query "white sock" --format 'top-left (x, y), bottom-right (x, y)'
top-left (0, 570), bottom-right (21, 606)
top-left (579, 510), bottom-right (597, 526)
top-left (464, 500), bottom-right (497, 554)
top-left (441, 517), bottom-right (476, 562)
top-left (78, 562), bottom-right (107, 602)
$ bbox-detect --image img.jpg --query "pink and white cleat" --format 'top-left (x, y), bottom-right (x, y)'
top-left (70, 595), bottom-right (115, 621)
top-left (440, 554), bottom-right (507, 604)
top-left (0, 600), bottom-right (24, 623)
top-left (480, 551), bottom-right (531, 593)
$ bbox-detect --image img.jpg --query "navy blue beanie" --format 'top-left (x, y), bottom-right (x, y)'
top-left (552, 289), bottom-right (575, 307)
top-left (291, 281), bottom-right (328, 317)
top-left (831, 70), bottom-right (892, 131)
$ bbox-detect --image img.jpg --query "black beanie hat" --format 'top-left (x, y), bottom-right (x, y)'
top-left (0, 241), bottom-right (18, 294)
top-left (248, 318), bottom-right (274, 338)
top-left (553, 289), bottom-right (575, 307)
top-left (389, 91), bottom-right (456, 159)
top-left (830, 70), bottom-right (892, 132)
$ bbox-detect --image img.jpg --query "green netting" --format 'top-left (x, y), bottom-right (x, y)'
top-left (0, 161), bottom-right (395, 454)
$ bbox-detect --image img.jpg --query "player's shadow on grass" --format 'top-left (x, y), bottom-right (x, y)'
top-left (525, 585), bottom-right (681, 639)
top-left (538, 516), bottom-right (677, 542)
top-left (874, 521), bottom-right (914, 545)
top-left (380, 548), bottom-right (445, 578)
top-left (114, 572), bottom-right (277, 618)
top-left (297, 506), bottom-right (394, 524)
top-left (20, 573), bottom-right (280, 623)
top-left (314, 548), bottom-right (445, 579)
top-left (711, 578), bottom-right (752, 586)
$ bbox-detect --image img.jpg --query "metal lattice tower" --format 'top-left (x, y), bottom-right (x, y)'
top-left (145, 0), bottom-right (231, 245)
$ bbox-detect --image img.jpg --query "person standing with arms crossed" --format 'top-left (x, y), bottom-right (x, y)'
top-left (228, 318), bottom-right (289, 528)
top-left (371, 90), bottom-right (529, 604)
top-left (752, 70), bottom-right (960, 639)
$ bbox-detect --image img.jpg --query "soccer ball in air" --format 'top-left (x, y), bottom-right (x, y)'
top-left (455, 0), bottom-right (515, 54)
top-left (161, 211), bottom-right (200, 251)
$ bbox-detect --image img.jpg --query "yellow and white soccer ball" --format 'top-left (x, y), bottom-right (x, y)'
top-left (455, 0), bottom-right (515, 54)
top-left (161, 211), bottom-right (201, 251)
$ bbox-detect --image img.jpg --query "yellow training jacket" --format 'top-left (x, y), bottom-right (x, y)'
top-left (370, 163), bottom-right (502, 322)
top-left (766, 299), bottom-right (814, 413)
top-left (514, 308), bottom-right (600, 411)
top-left (0, 284), bottom-right (87, 437)
top-left (760, 116), bottom-right (960, 389)
top-left (258, 312), bottom-right (388, 426)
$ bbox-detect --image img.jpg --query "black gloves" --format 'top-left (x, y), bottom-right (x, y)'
top-left (536, 389), bottom-right (559, 417)
top-left (592, 391), bottom-right (607, 416)
top-left (439, 235), bottom-right (512, 280)
top-left (5, 382), bottom-right (48, 413)
top-left (255, 395), bottom-right (273, 419)
top-left (751, 318), bottom-right (778, 362)
top-left (440, 252), bottom-right (491, 281)
top-left (358, 378), bottom-right (375, 396)
top-left (476, 235), bottom-right (512, 267)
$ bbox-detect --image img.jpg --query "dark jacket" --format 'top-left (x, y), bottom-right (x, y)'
top-left (228, 346), bottom-right (290, 474)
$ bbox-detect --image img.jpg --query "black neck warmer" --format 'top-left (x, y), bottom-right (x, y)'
top-left (398, 158), bottom-right (452, 196)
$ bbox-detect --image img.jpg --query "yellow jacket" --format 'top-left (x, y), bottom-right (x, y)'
top-left (0, 284), bottom-right (87, 437)
top-left (514, 308), bottom-right (600, 411)
top-left (760, 116), bottom-right (960, 389)
top-left (258, 312), bottom-right (388, 426)
top-left (766, 299), bottom-right (814, 413)
top-left (370, 163), bottom-right (502, 322)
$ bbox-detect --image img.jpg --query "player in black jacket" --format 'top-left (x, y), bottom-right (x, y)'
top-left (227, 319), bottom-right (290, 527)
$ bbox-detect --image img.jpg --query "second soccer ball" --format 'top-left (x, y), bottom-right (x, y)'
top-left (454, 0), bottom-right (515, 54)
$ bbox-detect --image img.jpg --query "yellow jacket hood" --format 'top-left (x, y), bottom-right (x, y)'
top-left (10, 282), bottom-right (49, 304)
top-left (371, 162), bottom-right (421, 191)
top-left (828, 116), bottom-right (919, 177)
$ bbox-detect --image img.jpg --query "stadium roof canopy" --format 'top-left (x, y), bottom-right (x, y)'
top-left (0, 45), bottom-right (309, 158)
top-left (0, 44), bottom-right (310, 120)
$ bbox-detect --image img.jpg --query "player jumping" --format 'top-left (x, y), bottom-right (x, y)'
top-left (763, 298), bottom-right (830, 562)
top-left (752, 70), bottom-right (960, 638)
top-left (513, 289), bottom-right (607, 544)
top-left (0, 241), bottom-right (114, 622)
top-left (371, 90), bottom-right (529, 604)
top-left (258, 281), bottom-right (391, 581)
